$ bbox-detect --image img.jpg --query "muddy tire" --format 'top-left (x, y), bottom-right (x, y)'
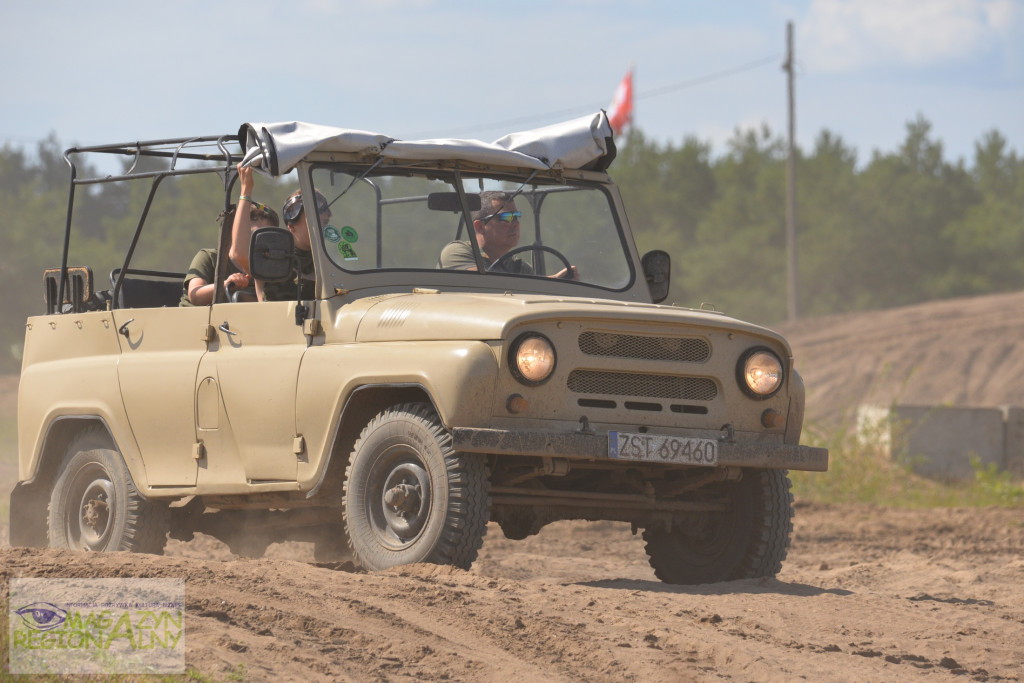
top-left (643, 468), bottom-right (793, 585)
top-left (47, 428), bottom-right (168, 554)
top-left (343, 403), bottom-right (490, 571)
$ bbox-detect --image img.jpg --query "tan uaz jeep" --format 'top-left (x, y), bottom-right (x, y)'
top-left (10, 112), bottom-right (827, 584)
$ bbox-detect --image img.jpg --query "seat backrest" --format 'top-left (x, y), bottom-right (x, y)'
top-left (110, 269), bottom-right (185, 309)
top-left (43, 266), bottom-right (95, 314)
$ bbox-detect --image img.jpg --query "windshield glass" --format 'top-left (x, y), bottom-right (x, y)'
top-left (309, 166), bottom-right (634, 291)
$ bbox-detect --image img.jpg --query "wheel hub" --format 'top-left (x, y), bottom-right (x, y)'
top-left (82, 498), bottom-right (109, 530)
top-left (384, 483), bottom-right (421, 515)
top-left (74, 477), bottom-right (115, 550)
top-left (375, 461), bottom-right (431, 544)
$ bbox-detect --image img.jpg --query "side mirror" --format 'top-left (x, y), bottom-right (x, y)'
top-left (641, 250), bottom-right (671, 304)
top-left (249, 227), bottom-right (296, 283)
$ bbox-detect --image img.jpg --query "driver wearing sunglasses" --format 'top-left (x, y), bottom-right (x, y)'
top-left (439, 191), bottom-right (578, 279)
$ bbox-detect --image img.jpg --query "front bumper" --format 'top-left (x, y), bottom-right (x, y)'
top-left (451, 427), bottom-right (829, 472)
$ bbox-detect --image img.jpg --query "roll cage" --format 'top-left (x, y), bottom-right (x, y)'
top-left (54, 134), bottom-right (243, 313)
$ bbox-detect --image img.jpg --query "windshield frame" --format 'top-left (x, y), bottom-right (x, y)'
top-left (303, 161), bottom-right (639, 296)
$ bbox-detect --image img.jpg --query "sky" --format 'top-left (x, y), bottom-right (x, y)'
top-left (2, 0), bottom-right (1022, 169)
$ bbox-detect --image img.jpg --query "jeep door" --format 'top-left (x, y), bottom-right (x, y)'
top-left (111, 307), bottom-right (209, 487)
top-left (198, 300), bottom-right (306, 483)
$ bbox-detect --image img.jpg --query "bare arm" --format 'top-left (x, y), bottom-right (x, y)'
top-left (187, 271), bottom-right (250, 306)
top-left (228, 163), bottom-right (255, 273)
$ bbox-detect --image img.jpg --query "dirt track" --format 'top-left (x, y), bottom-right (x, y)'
top-left (3, 503), bottom-right (1023, 681)
top-left (6, 294), bottom-right (1024, 680)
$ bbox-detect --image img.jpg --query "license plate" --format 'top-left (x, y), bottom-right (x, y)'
top-left (609, 431), bottom-right (719, 466)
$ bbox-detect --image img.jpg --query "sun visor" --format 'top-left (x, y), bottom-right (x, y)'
top-left (492, 111), bottom-right (616, 171)
top-left (237, 121), bottom-right (393, 176)
top-left (236, 111), bottom-right (616, 176)
top-left (382, 138), bottom-right (551, 170)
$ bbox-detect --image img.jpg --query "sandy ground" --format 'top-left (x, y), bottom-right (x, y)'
top-left (3, 504), bottom-right (1023, 681)
top-left (775, 289), bottom-right (1024, 427)
top-left (5, 293), bottom-right (1024, 680)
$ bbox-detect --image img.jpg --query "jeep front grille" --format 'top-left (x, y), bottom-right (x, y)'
top-left (578, 332), bottom-right (710, 362)
top-left (567, 369), bottom-right (718, 401)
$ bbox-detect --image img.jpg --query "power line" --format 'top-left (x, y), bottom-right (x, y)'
top-left (410, 53), bottom-right (784, 139)
top-left (640, 54), bottom-right (783, 99)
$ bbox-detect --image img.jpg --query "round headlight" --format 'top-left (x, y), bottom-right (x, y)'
top-left (509, 333), bottom-right (556, 385)
top-left (739, 348), bottom-right (783, 398)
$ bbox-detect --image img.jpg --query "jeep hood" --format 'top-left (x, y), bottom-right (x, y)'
top-left (348, 291), bottom-right (790, 353)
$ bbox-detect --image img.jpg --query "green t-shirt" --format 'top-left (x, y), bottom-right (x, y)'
top-left (180, 248), bottom-right (246, 306)
top-left (438, 241), bottom-right (533, 274)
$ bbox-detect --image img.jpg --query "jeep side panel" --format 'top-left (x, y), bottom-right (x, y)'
top-left (19, 311), bottom-right (132, 484)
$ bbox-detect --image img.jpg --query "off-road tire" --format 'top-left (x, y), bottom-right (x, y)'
top-left (343, 403), bottom-right (490, 571)
top-left (642, 468), bottom-right (793, 585)
top-left (47, 427), bottom-right (169, 554)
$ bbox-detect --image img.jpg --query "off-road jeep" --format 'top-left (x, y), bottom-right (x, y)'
top-left (10, 112), bottom-right (827, 584)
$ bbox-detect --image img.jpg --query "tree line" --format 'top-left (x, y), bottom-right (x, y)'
top-left (616, 115), bottom-right (1024, 325)
top-left (0, 116), bottom-right (1021, 372)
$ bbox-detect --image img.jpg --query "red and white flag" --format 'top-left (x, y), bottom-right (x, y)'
top-left (607, 68), bottom-right (633, 134)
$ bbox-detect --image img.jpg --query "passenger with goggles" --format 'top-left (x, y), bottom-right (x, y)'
top-left (439, 190), bottom-right (578, 279)
top-left (228, 163), bottom-right (328, 301)
top-left (180, 201), bottom-right (279, 306)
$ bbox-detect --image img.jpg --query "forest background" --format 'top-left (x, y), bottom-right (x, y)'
top-left (0, 114), bottom-right (1021, 375)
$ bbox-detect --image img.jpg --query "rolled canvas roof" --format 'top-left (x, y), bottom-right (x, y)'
top-left (238, 111), bottom-right (616, 177)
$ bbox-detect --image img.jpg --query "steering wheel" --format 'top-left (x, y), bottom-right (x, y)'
top-left (488, 245), bottom-right (575, 279)
top-left (225, 281), bottom-right (258, 303)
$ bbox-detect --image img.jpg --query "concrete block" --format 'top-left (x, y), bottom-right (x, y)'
top-left (891, 405), bottom-right (1006, 481)
top-left (1002, 405), bottom-right (1024, 478)
top-left (856, 405), bottom-right (892, 451)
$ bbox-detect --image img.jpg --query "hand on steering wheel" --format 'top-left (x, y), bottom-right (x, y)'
top-left (224, 272), bottom-right (256, 303)
top-left (487, 245), bottom-right (577, 279)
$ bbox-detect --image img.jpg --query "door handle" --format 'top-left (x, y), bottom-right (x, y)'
top-left (218, 322), bottom-right (237, 337)
top-left (118, 318), bottom-right (135, 338)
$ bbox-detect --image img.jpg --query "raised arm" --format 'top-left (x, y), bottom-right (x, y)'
top-left (228, 162), bottom-right (255, 273)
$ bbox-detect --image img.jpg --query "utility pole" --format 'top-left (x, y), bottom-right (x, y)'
top-left (783, 21), bottom-right (798, 322)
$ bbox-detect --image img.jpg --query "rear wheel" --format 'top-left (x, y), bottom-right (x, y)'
top-left (643, 468), bottom-right (793, 585)
top-left (343, 403), bottom-right (490, 571)
top-left (47, 428), bottom-right (168, 554)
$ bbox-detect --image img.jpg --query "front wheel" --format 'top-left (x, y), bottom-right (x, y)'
top-left (643, 468), bottom-right (793, 585)
top-left (47, 428), bottom-right (168, 554)
top-left (343, 403), bottom-right (490, 571)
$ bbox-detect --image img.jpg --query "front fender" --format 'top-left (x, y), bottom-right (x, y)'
top-left (295, 340), bottom-right (498, 486)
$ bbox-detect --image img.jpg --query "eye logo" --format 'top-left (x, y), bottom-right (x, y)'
top-left (15, 602), bottom-right (68, 631)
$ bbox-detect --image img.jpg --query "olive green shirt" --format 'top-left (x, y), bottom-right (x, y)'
top-left (438, 241), bottom-right (533, 275)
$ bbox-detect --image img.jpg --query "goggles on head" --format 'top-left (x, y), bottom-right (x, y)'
top-left (283, 193), bottom-right (331, 224)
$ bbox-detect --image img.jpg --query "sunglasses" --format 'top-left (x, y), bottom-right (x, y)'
top-left (481, 211), bottom-right (521, 224)
top-left (249, 200), bottom-right (272, 215)
top-left (283, 193), bottom-right (332, 224)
